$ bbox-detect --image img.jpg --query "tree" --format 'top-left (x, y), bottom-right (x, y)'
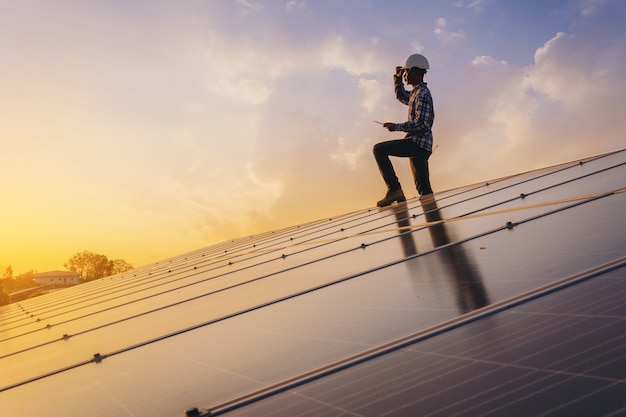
top-left (111, 259), bottom-right (134, 275)
top-left (64, 250), bottom-right (133, 282)
top-left (0, 269), bottom-right (36, 293)
top-left (0, 265), bottom-right (12, 305)
top-left (2, 265), bottom-right (13, 280)
top-left (0, 270), bottom-right (38, 305)
top-left (0, 282), bottom-right (9, 306)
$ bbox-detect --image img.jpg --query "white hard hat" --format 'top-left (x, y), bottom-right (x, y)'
top-left (404, 54), bottom-right (429, 70)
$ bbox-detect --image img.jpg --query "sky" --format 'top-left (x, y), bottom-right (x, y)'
top-left (1, 0), bottom-right (625, 274)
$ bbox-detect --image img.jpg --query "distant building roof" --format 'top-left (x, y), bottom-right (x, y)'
top-left (32, 270), bottom-right (80, 278)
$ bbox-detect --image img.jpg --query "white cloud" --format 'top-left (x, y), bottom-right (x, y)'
top-left (410, 41), bottom-right (426, 54)
top-left (454, 0), bottom-right (490, 11)
top-left (330, 136), bottom-right (365, 171)
top-left (533, 32), bottom-right (566, 65)
top-left (358, 78), bottom-right (385, 113)
top-left (434, 17), bottom-right (466, 43)
top-left (525, 30), bottom-right (626, 111)
top-left (198, 32), bottom-right (300, 106)
top-left (580, 0), bottom-right (608, 16)
top-left (433, 15), bottom-right (626, 188)
top-left (199, 29), bottom-right (387, 108)
top-left (236, 0), bottom-right (263, 11)
top-left (286, 0), bottom-right (305, 10)
top-left (318, 34), bottom-right (386, 76)
top-left (471, 55), bottom-right (508, 67)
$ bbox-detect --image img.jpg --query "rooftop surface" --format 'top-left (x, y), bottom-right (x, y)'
top-left (1, 149), bottom-right (624, 417)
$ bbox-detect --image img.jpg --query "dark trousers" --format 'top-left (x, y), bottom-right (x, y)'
top-left (373, 139), bottom-right (433, 195)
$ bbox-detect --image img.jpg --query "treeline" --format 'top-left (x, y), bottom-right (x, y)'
top-left (0, 267), bottom-right (36, 306)
top-left (64, 250), bottom-right (134, 282)
top-left (0, 250), bottom-right (134, 306)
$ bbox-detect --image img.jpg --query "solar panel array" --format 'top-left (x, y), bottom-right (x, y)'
top-left (1, 150), bottom-right (624, 417)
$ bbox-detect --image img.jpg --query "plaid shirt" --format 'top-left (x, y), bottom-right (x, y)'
top-left (393, 76), bottom-right (434, 152)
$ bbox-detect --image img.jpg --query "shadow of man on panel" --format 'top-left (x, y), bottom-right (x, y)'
top-left (390, 197), bottom-right (490, 313)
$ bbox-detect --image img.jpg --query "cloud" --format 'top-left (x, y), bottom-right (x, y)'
top-left (236, 0), bottom-right (263, 11)
top-left (432, 9), bottom-right (626, 189)
top-left (434, 18), bottom-right (466, 43)
top-left (522, 28), bottom-right (626, 154)
top-left (579, 0), bottom-right (610, 16)
top-left (358, 78), bottom-right (386, 113)
top-left (198, 1), bottom-right (625, 230)
top-left (454, 0), bottom-right (491, 11)
top-left (198, 26), bottom-right (387, 108)
top-left (318, 34), bottom-right (388, 76)
top-left (526, 30), bottom-right (626, 112)
top-left (409, 41), bottom-right (426, 54)
top-left (330, 136), bottom-right (370, 171)
top-left (200, 33), bottom-right (285, 105)
top-left (4, 0), bottom-right (625, 272)
top-left (471, 55), bottom-right (508, 67)
top-left (146, 17), bottom-right (404, 241)
top-left (286, 0), bottom-right (306, 10)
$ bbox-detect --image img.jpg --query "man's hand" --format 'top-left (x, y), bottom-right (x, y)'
top-left (395, 66), bottom-right (404, 77)
top-left (383, 122), bottom-right (397, 131)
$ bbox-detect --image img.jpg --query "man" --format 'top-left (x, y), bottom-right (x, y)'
top-left (373, 53), bottom-right (434, 207)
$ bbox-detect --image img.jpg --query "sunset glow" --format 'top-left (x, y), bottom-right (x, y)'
top-left (2, 0), bottom-right (624, 273)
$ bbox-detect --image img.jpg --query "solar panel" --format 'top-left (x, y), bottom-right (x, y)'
top-left (1, 149), bottom-right (624, 417)
top-left (217, 268), bottom-right (625, 417)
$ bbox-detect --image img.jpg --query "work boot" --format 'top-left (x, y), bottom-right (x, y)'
top-left (377, 189), bottom-right (406, 207)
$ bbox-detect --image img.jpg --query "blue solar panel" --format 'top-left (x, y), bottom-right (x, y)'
top-left (218, 267), bottom-right (625, 417)
top-left (1, 150), bottom-right (624, 417)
